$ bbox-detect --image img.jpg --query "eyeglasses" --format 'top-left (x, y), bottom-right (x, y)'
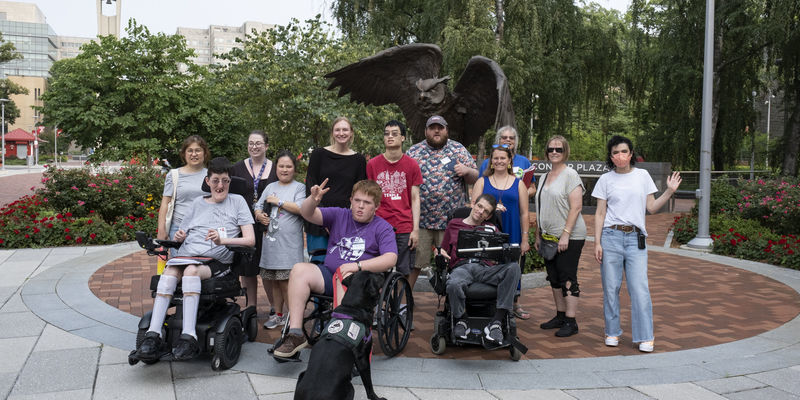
top-left (186, 148), bottom-right (204, 154)
top-left (492, 144), bottom-right (510, 149)
top-left (248, 142), bottom-right (265, 148)
top-left (547, 147), bottom-right (564, 153)
top-left (209, 178), bottom-right (231, 186)
top-left (499, 135), bottom-right (516, 140)
top-left (383, 131), bottom-right (402, 137)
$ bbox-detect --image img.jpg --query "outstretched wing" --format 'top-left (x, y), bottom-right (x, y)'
top-left (325, 43), bottom-right (443, 139)
top-left (451, 56), bottom-right (516, 149)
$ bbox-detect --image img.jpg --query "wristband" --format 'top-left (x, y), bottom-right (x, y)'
top-left (278, 200), bottom-right (284, 208)
top-left (357, 261), bottom-right (362, 271)
top-left (563, 228), bottom-right (571, 235)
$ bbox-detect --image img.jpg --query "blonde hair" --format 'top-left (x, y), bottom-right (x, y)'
top-left (330, 116), bottom-right (354, 148)
top-left (545, 135), bottom-right (571, 161)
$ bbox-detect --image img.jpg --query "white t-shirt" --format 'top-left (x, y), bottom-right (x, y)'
top-left (591, 168), bottom-right (657, 236)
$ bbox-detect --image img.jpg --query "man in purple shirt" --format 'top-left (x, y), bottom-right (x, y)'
top-left (274, 179), bottom-right (398, 358)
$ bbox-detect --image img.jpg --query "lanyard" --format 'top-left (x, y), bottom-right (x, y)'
top-left (249, 158), bottom-right (267, 203)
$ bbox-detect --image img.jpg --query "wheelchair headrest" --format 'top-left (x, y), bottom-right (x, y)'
top-left (201, 175), bottom-right (249, 198)
top-left (447, 206), bottom-right (503, 230)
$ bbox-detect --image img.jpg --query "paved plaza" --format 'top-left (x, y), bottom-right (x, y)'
top-left (2, 222), bottom-right (800, 399)
top-left (2, 165), bottom-right (800, 399)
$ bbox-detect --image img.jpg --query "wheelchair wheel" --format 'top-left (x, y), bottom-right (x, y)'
top-left (377, 272), bottom-right (413, 357)
top-left (301, 296), bottom-right (332, 345)
top-left (211, 317), bottom-right (243, 371)
top-left (430, 334), bottom-right (446, 355)
top-left (510, 345), bottom-right (522, 361)
top-left (246, 314), bottom-right (258, 342)
top-left (135, 328), bottom-right (161, 365)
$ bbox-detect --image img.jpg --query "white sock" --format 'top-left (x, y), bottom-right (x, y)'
top-left (181, 276), bottom-right (202, 339)
top-left (147, 275), bottom-right (178, 335)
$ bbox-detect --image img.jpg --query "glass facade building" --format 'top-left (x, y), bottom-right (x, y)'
top-left (0, 16), bottom-right (57, 78)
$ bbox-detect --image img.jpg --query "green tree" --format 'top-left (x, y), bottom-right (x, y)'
top-left (767, 0), bottom-right (800, 176)
top-left (213, 17), bottom-right (399, 160)
top-left (39, 20), bottom-right (229, 163)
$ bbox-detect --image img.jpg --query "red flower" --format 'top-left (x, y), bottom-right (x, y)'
top-left (66, 212), bottom-right (72, 217)
top-left (24, 234), bottom-right (30, 239)
top-left (90, 233), bottom-right (96, 239)
top-left (65, 235), bottom-right (72, 240)
top-left (729, 228), bottom-right (735, 232)
top-left (65, 228), bottom-right (70, 233)
top-left (47, 223), bottom-right (53, 228)
top-left (730, 239), bottom-right (736, 246)
top-left (87, 219), bottom-right (93, 224)
top-left (76, 237), bottom-right (83, 244)
top-left (789, 250), bottom-right (795, 255)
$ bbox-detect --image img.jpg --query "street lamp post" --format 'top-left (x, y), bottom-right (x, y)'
top-left (1, 98), bottom-right (8, 171)
top-left (528, 93), bottom-right (539, 160)
top-left (766, 91), bottom-right (774, 168)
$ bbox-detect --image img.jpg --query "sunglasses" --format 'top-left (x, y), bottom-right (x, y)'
top-left (547, 147), bottom-right (565, 153)
top-left (492, 144), bottom-right (510, 149)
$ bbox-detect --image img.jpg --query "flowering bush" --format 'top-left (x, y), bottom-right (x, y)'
top-left (38, 164), bottom-right (164, 223)
top-left (0, 165), bottom-right (162, 249)
top-left (672, 177), bottom-right (800, 270)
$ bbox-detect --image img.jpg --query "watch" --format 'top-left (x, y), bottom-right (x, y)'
top-left (357, 261), bottom-right (362, 271)
top-left (277, 200), bottom-right (284, 208)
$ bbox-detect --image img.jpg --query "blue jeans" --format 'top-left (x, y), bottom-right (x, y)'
top-left (600, 228), bottom-right (653, 343)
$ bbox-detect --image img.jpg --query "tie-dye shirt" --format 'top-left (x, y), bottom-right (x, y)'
top-left (406, 139), bottom-right (477, 230)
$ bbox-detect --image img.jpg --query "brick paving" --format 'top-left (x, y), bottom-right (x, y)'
top-left (90, 212), bottom-right (800, 361)
top-left (0, 172), bottom-right (43, 207)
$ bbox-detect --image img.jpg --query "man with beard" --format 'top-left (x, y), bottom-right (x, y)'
top-left (406, 115), bottom-right (478, 279)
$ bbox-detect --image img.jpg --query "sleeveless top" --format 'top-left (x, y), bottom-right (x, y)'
top-left (482, 175), bottom-right (523, 244)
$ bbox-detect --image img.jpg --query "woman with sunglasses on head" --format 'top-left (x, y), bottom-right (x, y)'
top-left (592, 135), bottom-right (681, 353)
top-left (471, 144), bottom-right (530, 259)
top-left (535, 136), bottom-right (586, 337)
top-left (231, 130), bottom-right (278, 311)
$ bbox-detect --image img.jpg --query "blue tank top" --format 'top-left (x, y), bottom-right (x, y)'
top-left (482, 176), bottom-right (522, 244)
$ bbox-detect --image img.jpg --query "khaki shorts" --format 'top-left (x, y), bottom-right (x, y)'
top-left (415, 228), bottom-right (445, 270)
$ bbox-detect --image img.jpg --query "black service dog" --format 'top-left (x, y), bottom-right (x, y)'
top-left (294, 271), bottom-right (386, 400)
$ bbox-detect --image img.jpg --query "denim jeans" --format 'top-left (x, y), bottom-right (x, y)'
top-left (446, 262), bottom-right (520, 319)
top-left (600, 228), bottom-right (653, 343)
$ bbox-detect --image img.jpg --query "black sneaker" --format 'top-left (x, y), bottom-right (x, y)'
top-left (484, 320), bottom-right (504, 343)
top-left (555, 320), bottom-right (579, 337)
top-left (172, 334), bottom-right (200, 361)
top-left (137, 331), bottom-right (162, 360)
top-left (453, 320), bottom-right (469, 339)
top-left (539, 315), bottom-right (565, 330)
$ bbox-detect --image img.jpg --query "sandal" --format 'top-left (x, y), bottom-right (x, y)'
top-left (513, 305), bottom-right (531, 320)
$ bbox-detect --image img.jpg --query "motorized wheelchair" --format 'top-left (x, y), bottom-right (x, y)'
top-left (128, 177), bottom-right (258, 370)
top-left (270, 245), bottom-right (414, 361)
top-left (428, 208), bottom-right (529, 361)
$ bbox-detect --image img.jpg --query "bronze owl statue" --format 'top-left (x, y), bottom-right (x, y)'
top-left (325, 43), bottom-right (515, 148)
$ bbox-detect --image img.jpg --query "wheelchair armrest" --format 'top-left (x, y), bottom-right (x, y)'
top-left (156, 240), bottom-right (182, 249)
top-left (226, 245), bottom-right (256, 256)
top-left (135, 231), bottom-right (170, 256)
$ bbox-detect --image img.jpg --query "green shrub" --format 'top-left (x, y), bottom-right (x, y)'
top-left (671, 214), bottom-right (697, 244)
top-left (734, 178), bottom-right (800, 236)
top-left (0, 164), bottom-right (163, 249)
top-left (37, 164), bottom-right (164, 224)
top-left (707, 177), bottom-right (740, 215)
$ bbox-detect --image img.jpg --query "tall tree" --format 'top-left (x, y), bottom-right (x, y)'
top-left (768, 0), bottom-right (800, 176)
top-left (214, 17), bottom-right (399, 159)
top-left (39, 20), bottom-right (227, 163)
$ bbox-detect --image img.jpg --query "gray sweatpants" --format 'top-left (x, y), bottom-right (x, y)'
top-left (446, 262), bottom-right (521, 319)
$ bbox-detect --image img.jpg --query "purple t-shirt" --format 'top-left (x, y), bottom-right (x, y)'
top-left (320, 207), bottom-right (398, 275)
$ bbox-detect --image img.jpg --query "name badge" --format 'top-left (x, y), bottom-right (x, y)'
top-left (441, 156), bottom-right (452, 165)
top-left (391, 195), bottom-right (401, 200)
top-left (217, 227), bottom-right (227, 239)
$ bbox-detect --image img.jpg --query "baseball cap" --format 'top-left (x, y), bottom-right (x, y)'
top-left (426, 115), bottom-right (448, 127)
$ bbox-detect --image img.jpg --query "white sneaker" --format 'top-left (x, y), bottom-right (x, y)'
top-left (263, 314), bottom-right (286, 329)
top-left (605, 336), bottom-right (619, 347)
top-left (639, 341), bottom-right (654, 352)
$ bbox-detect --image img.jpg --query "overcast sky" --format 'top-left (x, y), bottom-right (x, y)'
top-left (25, 0), bottom-right (631, 39)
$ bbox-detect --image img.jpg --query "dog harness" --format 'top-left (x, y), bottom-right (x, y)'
top-left (322, 312), bottom-right (372, 353)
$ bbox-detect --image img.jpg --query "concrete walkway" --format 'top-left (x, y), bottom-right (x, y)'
top-left (2, 242), bottom-right (800, 399)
